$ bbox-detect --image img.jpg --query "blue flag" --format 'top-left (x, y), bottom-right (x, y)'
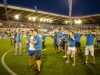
top-left (3, 0), bottom-right (7, 8)
top-left (34, 6), bottom-right (38, 13)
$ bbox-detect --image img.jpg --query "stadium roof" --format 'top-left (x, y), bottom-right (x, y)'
top-left (0, 3), bottom-right (100, 25)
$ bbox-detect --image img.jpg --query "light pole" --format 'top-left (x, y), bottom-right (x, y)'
top-left (68, 0), bottom-right (73, 29)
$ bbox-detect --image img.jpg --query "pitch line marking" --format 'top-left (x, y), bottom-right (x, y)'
top-left (1, 49), bottom-right (18, 75)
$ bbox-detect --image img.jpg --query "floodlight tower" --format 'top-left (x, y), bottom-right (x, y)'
top-left (68, 0), bottom-right (73, 29)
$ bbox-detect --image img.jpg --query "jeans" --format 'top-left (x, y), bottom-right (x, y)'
top-left (15, 42), bottom-right (22, 55)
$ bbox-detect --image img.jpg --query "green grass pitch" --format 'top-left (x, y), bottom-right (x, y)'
top-left (0, 36), bottom-right (100, 75)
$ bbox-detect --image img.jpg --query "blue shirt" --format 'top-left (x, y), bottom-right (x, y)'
top-left (14, 33), bottom-right (17, 40)
top-left (57, 32), bottom-right (62, 39)
top-left (14, 33), bottom-right (22, 43)
top-left (34, 35), bottom-right (42, 50)
top-left (42, 35), bottom-right (46, 42)
top-left (85, 34), bottom-right (95, 45)
top-left (62, 34), bottom-right (69, 42)
top-left (75, 34), bottom-right (82, 42)
top-left (18, 34), bottom-right (21, 42)
top-left (54, 35), bottom-right (57, 41)
top-left (69, 38), bottom-right (76, 47)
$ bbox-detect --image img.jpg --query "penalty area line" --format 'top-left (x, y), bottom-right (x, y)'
top-left (1, 49), bottom-right (17, 75)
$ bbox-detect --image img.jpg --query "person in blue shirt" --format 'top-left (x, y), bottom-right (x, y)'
top-left (30, 29), bottom-right (42, 74)
top-left (65, 31), bottom-right (76, 66)
top-left (42, 33), bottom-right (46, 51)
top-left (23, 30), bottom-right (36, 70)
top-left (62, 29), bottom-right (69, 58)
top-left (83, 28), bottom-right (99, 66)
top-left (57, 30), bottom-right (63, 54)
top-left (14, 29), bottom-right (23, 56)
top-left (53, 32), bottom-right (58, 50)
top-left (75, 30), bottom-right (82, 55)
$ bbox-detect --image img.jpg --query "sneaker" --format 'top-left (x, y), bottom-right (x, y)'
top-left (92, 63), bottom-right (95, 67)
top-left (19, 54), bottom-right (22, 56)
top-left (71, 55), bottom-right (73, 58)
top-left (35, 71), bottom-right (41, 74)
top-left (34, 67), bottom-right (38, 71)
top-left (83, 62), bottom-right (88, 66)
top-left (60, 51), bottom-right (62, 52)
top-left (63, 55), bottom-right (67, 58)
top-left (57, 52), bottom-right (59, 54)
top-left (44, 49), bottom-right (46, 50)
top-left (72, 63), bottom-right (75, 66)
top-left (14, 54), bottom-right (17, 56)
top-left (28, 66), bottom-right (33, 69)
top-left (65, 61), bottom-right (69, 64)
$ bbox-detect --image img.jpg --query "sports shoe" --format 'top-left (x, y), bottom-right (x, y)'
top-left (14, 54), bottom-right (17, 56)
top-left (63, 55), bottom-right (67, 58)
top-left (72, 63), bottom-right (75, 66)
top-left (92, 63), bottom-right (95, 67)
top-left (65, 61), bottom-right (69, 64)
top-left (19, 54), bottom-right (22, 56)
top-left (83, 62), bottom-right (88, 66)
top-left (35, 71), bottom-right (41, 74)
top-left (71, 55), bottom-right (73, 58)
top-left (57, 52), bottom-right (59, 54)
top-left (27, 66), bottom-right (33, 69)
top-left (34, 67), bottom-right (38, 71)
top-left (60, 51), bottom-right (62, 52)
top-left (44, 49), bottom-right (46, 50)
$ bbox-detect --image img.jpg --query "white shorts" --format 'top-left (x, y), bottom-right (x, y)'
top-left (85, 45), bottom-right (94, 56)
top-left (67, 47), bottom-right (76, 55)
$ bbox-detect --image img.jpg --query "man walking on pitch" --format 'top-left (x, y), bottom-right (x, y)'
top-left (14, 29), bottom-right (23, 56)
top-left (30, 29), bottom-right (42, 74)
top-left (65, 31), bottom-right (76, 66)
top-left (83, 28), bottom-right (99, 66)
top-left (75, 30), bottom-right (82, 55)
top-left (26, 30), bottom-right (36, 69)
top-left (62, 29), bottom-right (69, 58)
top-left (42, 32), bottom-right (46, 51)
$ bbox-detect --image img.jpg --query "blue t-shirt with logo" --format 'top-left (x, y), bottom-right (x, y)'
top-left (85, 34), bottom-right (95, 45)
top-left (14, 33), bottom-right (22, 43)
top-left (54, 35), bottom-right (57, 41)
top-left (69, 38), bottom-right (76, 47)
top-left (42, 35), bottom-right (46, 42)
top-left (18, 34), bottom-right (21, 42)
top-left (57, 32), bottom-right (62, 39)
top-left (34, 35), bottom-right (42, 50)
top-left (75, 34), bottom-right (82, 42)
top-left (62, 34), bottom-right (69, 42)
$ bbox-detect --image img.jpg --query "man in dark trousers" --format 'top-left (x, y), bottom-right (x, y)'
top-left (42, 32), bottom-right (46, 51)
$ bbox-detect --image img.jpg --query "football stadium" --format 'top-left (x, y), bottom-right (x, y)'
top-left (0, 0), bottom-right (100, 75)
